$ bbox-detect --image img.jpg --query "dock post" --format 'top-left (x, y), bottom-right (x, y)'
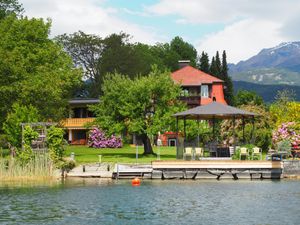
top-left (116, 164), bottom-right (119, 180)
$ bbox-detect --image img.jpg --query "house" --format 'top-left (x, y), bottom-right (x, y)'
top-left (159, 61), bottom-right (227, 146)
top-left (61, 98), bottom-right (99, 145)
top-left (172, 61), bottom-right (226, 107)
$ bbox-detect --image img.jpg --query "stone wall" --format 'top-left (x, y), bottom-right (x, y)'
top-left (283, 160), bottom-right (300, 176)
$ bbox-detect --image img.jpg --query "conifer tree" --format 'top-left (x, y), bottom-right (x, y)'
top-left (214, 51), bottom-right (222, 79)
top-left (210, 56), bottom-right (217, 76)
top-left (210, 52), bottom-right (222, 79)
top-left (199, 51), bottom-right (210, 73)
top-left (221, 50), bottom-right (234, 105)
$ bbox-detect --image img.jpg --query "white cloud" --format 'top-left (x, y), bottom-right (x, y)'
top-left (147, 0), bottom-right (300, 63)
top-left (19, 0), bottom-right (300, 63)
top-left (147, 0), bottom-right (300, 25)
top-left (20, 0), bottom-right (165, 44)
top-left (196, 19), bottom-right (285, 63)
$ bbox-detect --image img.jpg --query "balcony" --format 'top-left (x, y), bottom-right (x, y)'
top-left (179, 96), bottom-right (201, 106)
top-left (61, 118), bottom-right (95, 129)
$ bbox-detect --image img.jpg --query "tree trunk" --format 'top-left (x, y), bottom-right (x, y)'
top-left (141, 133), bottom-right (154, 155)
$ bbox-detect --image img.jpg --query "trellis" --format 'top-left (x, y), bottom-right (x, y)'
top-left (21, 122), bottom-right (56, 153)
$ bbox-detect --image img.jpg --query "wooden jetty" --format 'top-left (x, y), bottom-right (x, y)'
top-left (152, 160), bottom-right (283, 179)
top-left (113, 160), bottom-right (283, 180)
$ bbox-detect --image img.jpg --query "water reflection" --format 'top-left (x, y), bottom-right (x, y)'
top-left (0, 179), bottom-right (300, 225)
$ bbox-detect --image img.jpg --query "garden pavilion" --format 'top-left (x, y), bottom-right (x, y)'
top-left (173, 101), bottom-right (258, 159)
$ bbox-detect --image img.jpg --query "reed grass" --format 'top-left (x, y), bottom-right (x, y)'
top-left (0, 153), bottom-right (55, 181)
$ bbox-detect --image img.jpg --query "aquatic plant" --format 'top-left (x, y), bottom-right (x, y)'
top-left (0, 153), bottom-right (53, 180)
top-left (88, 128), bottom-right (122, 148)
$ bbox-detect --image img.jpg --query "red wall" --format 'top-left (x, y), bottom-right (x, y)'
top-left (200, 83), bottom-right (227, 105)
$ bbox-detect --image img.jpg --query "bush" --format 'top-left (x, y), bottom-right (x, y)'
top-left (47, 126), bottom-right (65, 163)
top-left (272, 122), bottom-right (300, 146)
top-left (88, 128), bottom-right (122, 148)
top-left (277, 140), bottom-right (292, 155)
top-left (57, 159), bottom-right (76, 172)
top-left (2, 103), bottom-right (39, 147)
top-left (0, 134), bottom-right (8, 149)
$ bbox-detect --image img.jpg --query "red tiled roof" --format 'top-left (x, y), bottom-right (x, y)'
top-left (171, 66), bottom-right (223, 86)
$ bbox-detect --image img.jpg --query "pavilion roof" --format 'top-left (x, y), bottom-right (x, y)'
top-left (173, 102), bottom-right (258, 119)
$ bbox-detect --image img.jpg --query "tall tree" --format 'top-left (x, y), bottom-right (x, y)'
top-left (210, 56), bottom-right (217, 76)
top-left (0, 16), bottom-right (81, 127)
top-left (199, 51), bottom-right (210, 73)
top-left (0, 0), bottom-right (23, 19)
top-left (151, 43), bottom-right (180, 71)
top-left (170, 36), bottom-right (198, 68)
top-left (221, 50), bottom-right (234, 105)
top-left (91, 67), bottom-right (185, 154)
top-left (213, 51), bottom-right (222, 79)
top-left (57, 32), bottom-right (163, 97)
top-left (56, 31), bottom-right (104, 97)
top-left (100, 33), bottom-right (161, 78)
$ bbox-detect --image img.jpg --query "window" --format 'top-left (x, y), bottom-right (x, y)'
top-left (201, 85), bottom-right (209, 98)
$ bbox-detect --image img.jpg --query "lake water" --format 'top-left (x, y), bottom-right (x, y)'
top-left (0, 179), bottom-right (299, 225)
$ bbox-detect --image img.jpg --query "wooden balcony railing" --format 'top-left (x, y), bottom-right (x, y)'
top-left (61, 118), bottom-right (95, 128)
top-left (179, 96), bottom-right (201, 106)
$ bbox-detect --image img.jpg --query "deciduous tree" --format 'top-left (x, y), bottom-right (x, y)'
top-left (91, 67), bottom-right (185, 154)
top-left (0, 16), bottom-right (81, 127)
top-left (0, 0), bottom-right (23, 19)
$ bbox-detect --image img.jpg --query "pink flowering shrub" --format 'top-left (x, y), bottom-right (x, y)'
top-left (88, 128), bottom-right (122, 148)
top-left (272, 122), bottom-right (300, 146)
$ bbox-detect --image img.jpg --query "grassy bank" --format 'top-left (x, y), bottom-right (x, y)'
top-left (65, 145), bottom-right (176, 164)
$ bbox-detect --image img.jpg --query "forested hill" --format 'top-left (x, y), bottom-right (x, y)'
top-left (233, 81), bottom-right (300, 102)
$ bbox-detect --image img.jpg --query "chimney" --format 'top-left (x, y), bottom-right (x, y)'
top-left (178, 60), bottom-right (190, 69)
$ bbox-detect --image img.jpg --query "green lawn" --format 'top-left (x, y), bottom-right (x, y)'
top-left (65, 145), bottom-right (176, 164)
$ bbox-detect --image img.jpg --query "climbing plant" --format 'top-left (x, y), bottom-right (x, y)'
top-left (17, 126), bottom-right (38, 164)
top-left (47, 126), bottom-right (65, 163)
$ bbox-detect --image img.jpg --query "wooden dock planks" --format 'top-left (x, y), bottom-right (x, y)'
top-left (152, 160), bottom-right (283, 170)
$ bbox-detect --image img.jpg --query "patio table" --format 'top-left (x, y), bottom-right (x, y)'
top-left (217, 147), bottom-right (230, 157)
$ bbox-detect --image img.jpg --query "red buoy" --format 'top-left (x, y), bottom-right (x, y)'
top-left (131, 177), bottom-right (141, 186)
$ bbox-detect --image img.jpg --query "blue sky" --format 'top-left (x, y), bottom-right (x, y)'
top-left (20, 0), bottom-right (300, 63)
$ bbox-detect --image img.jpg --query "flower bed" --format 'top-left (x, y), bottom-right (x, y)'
top-left (88, 128), bottom-right (122, 148)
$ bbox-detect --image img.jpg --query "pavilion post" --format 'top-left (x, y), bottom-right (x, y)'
top-left (197, 116), bottom-right (200, 147)
top-left (242, 116), bottom-right (245, 144)
top-left (250, 116), bottom-right (255, 144)
top-left (176, 116), bottom-right (179, 159)
top-left (183, 116), bottom-right (186, 148)
top-left (232, 116), bottom-right (236, 151)
top-left (212, 116), bottom-right (215, 140)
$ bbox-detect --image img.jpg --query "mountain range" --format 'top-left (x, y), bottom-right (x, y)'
top-left (229, 42), bottom-right (300, 101)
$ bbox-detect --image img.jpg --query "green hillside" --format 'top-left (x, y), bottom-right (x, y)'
top-left (233, 81), bottom-right (300, 102)
top-left (231, 68), bottom-right (300, 86)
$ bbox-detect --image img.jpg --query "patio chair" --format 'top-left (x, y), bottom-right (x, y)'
top-left (252, 147), bottom-right (262, 160)
top-left (195, 147), bottom-right (203, 159)
top-left (229, 146), bottom-right (235, 156)
top-left (207, 141), bottom-right (218, 157)
top-left (183, 147), bottom-right (193, 160)
top-left (239, 147), bottom-right (248, 160)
